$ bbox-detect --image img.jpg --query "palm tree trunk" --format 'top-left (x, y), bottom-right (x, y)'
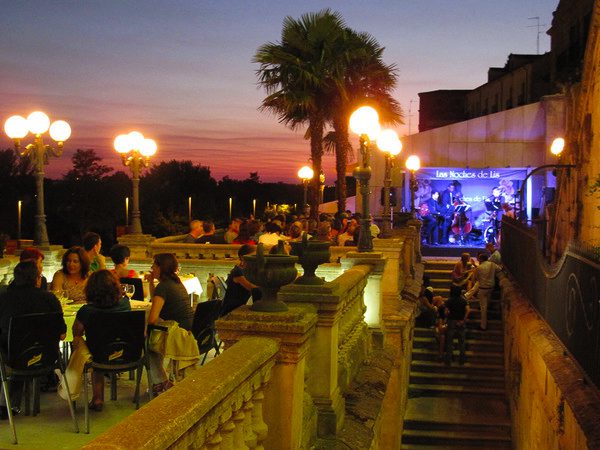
top-left (309, 115), bottom-right (324, 221)
top-left (333, 116), bottom-right (351, 214)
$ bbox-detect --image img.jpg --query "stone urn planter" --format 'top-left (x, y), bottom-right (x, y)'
top-left (243, 242), bottom-right (298, 312)
top-left (289, 235), bottom-right (331, 285)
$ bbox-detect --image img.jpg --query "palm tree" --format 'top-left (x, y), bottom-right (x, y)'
top-left (326, 29), bottom-right (402, 213)
top-left (254, 10), bottom-right (349, 219)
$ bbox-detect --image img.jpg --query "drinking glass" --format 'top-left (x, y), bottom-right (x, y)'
top-left (123, 284), bottom-right (135, 300)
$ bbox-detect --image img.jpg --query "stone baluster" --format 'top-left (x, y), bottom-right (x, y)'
top-left (220, 417), bottom-right (236, 449)
top-left (252, 389), bottom-right (268, 449)
top-left (242, 399), bottom-right (258, 449)
top-left (205, 431), bottom-right (222, 449)
top-left (232, 409), bottom-right (248, 450)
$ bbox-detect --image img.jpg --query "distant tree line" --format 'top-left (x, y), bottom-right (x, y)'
top-left (0, 148), bottom-right (352, 252)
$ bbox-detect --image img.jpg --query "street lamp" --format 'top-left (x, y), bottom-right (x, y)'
top-left (405, 155), bottom-right (421, 216)
top-left (377, 129), bottom-right (402, 238)
top-left (114, 131), bottom-right (157, 234)
top-left (4, 112), bottom-right (71, 247)
top-left (350, 106), bottom-right (381, 252)
top-left (319, 171), bottom-right (325, 206)
top-left (516, 136), bottom-right (574, 221)
top-left (298, 165), bottom-right (314, 213)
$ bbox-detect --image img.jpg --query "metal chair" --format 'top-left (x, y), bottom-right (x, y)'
top-left (82, 310), bottom-right (146, 433)
top-left (0, 312), bottom-right (79, 444)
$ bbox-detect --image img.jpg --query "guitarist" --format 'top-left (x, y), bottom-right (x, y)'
top-left (422, 191), bottom-right (443, 245)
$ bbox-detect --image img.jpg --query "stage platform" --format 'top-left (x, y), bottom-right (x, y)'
top-left (421, 243), bottom-right (485, 258)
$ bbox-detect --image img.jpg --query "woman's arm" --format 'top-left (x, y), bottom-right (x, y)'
top-left (147, 295), bottom-right (165, 325)
top-left (233, 275), bottom-right (258, 292)
top-left (72, 318), bottom-right (85, 348)
top-left (50, 271), bottom-right (64, 292)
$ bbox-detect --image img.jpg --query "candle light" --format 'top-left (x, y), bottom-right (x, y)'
top-left (17, 200), bottom-right (22, 241)
top-left (188, 196), bottom-right (192, 223)
top-left (229, 197), bottom-right (232, 221)
top-left (253, 198), bottom-right (256, 217)
top-left (125, 197), bottom-right (129, 227)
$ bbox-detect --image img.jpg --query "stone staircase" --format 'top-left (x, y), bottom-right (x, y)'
top-left (402, 258), bottom-right (511, 449)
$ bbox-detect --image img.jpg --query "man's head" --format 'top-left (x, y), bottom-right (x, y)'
top-left (202, 221), bottom-right (215, 234)
top-left (477, 252), bottom-right (489, 262)
top-left (289, 221), bottom-right (303, 239)
top-left (485, 243), bottom-right (495, 253)
top-left (12, 261), bottom-right (40, 288)
top-left (431, 191), bottom-right (440, 201)
top-left (82, 232), bottom-right (102, 254)
top-left (229, 218), bottom-right (242, 232)
top-left (492, 187), bottom-right (501, 198)
top-left (461, 252), bottom-right (471, 264)
top-left (448, 183), bottom-right (455, 192)
top-left (190, 220), bottom-right (203, 237)
top-left (20, 247), bottom-right (44, 276)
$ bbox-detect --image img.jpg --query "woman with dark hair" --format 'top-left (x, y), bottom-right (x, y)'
top-left (232, 220), bottom-right (258, 245)
top-left (145, 253), bottom-right (194, 395)
top-left (70, 270), bottom-right (131, 411)
top-left (109, 244), bottom-right (138, 279)
top-left (50, 246), bottom-right (90, 304)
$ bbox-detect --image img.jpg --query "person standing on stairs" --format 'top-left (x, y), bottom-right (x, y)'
top-left (465, 252), bottom-right (501, 330)
top-left (444, 284), bottom-right (470, 365)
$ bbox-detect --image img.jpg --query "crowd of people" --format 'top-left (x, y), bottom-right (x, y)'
top-left (180, 210), bottom-right (381, 248)
top-left (418, 243), bottom-right (503, 366)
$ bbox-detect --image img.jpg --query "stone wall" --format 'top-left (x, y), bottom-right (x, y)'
top-left (501, 275), bottom-right (600, 449)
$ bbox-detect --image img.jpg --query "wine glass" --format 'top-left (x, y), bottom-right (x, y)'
top-left (123, 284), bottom-right (135, 300)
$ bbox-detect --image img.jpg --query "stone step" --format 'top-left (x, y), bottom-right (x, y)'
top-left (411, 360), bottom-right (504, 376)
top-left (412, 348), bottom-right (504, 365)
top-left (402, 445), bottom-right (510, 450)
top-left (409, 371), bottom-right (504, 388)
top-left (413, 336), bottom-right (503, 352)
top-left (408, 383), bottom-right (506, 399)
top-left (425, 269), bottom-right (454, 278)
top-left (402, 428), bottom-right (511, 448)
top-left (403, 418), bottom-right (511, 434)
top-left (414, 327), bottom-right (503, 341)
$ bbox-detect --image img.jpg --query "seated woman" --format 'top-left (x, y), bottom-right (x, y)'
top-left (145, 253), bottom-right (195, 396)
top-left (221, 244), bottom-right (259, 316)
top-left (71, 270), bottom-right (130, 411)
top-left (50, 246), bottom-right (90, 304)
top-left (109, 244), bottom-right (138, 279)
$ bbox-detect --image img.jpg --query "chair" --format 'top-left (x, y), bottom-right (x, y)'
top-left (82, 310), bottom-right (146, 433)
top-left (192, 300), bottom-right (222, 365)
top-left (120, 277), bottom-right (145, 301)
top-left (0, 312), bottom-right (79, 444)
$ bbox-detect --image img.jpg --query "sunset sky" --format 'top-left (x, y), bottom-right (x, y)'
top-left (1, 0), bottom-right (557, 183)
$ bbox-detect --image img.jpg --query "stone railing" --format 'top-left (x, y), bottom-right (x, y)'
top-left (84, 336), bottom-right (279, 449)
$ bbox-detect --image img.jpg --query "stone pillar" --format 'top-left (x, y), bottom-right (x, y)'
top-left (217, 306), bottom-right (317, 450)
top-left (341, 252), bottom-right (386, 329)
top-left (278, 268), bottom-right (370, 437)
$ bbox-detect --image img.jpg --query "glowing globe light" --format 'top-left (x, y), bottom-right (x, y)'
top-left (49, 120), bottom-right (71, 142)
top-left (114, 134), bottom-right (131, 153)
top-left (4, 115), bottom-right (29, 139)
top-left (377, 129), bottom-right (402, 156)
top-left (127, 131), bottom-right (144, 150)
top-left (140, 138), bottom-right (157, 157)
top-left (27, 111), bottom-right (50, 134)
top-left (406, 155), bottom-right (421, 172)
top-left (550, 137), bottom-right (565, 156)
top-left (298, 165), bottom-right (314, 181)
top-left (350, 106), bottom-right (381, 140)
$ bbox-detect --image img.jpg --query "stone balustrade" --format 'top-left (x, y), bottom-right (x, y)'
top-left (84, 336), bottom-right (279, 449)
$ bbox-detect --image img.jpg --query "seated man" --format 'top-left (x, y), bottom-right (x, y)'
top-left (196, 221), bottom-right (226, 244)
top-left (224, 218), bottom-right (242, 244)
top-left (221, 245), bottom-right (260, 315)
top-left (0, 261), bottom-right (66, 418)
top-left (182, 220), bottom-right (204, 243)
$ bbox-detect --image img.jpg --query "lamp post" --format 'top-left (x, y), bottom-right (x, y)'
top-left (298, 165), bottom-right (314, 213)
top-left (319, 171), bottom-right (325, 206)
top-left (516, 137), bottom-right (575, 221)
top-left (377, 129), bottom-right (402, 238)
top-left (350, 106), bottom-right (381, 252)
top-left (405, 155), bottom-right (421, 217)
top-left (4, 112), bottom-right (71, 247)
top-left (114, 131), bottom-right (157, 234)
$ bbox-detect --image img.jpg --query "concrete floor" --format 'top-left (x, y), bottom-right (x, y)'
top-left (0, 349), bottom-right (218, 449)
